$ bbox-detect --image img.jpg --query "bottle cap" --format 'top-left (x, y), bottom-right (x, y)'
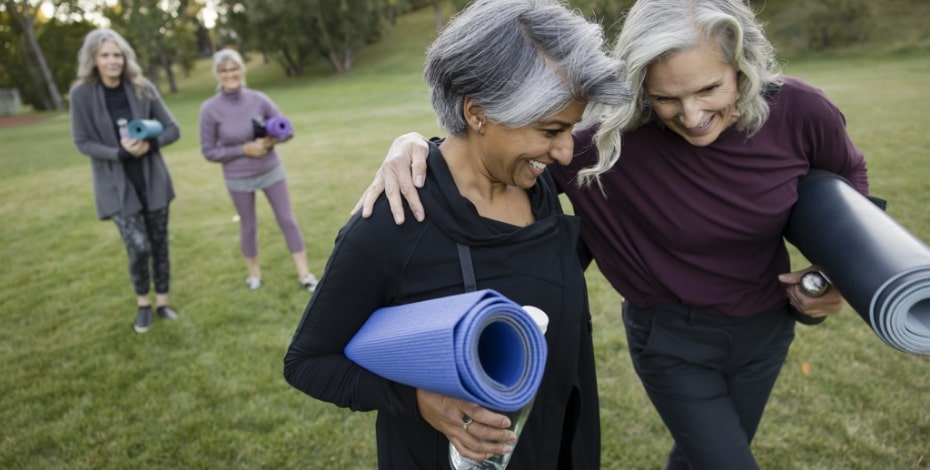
top-left (521, 305), bottom-right (549, 334)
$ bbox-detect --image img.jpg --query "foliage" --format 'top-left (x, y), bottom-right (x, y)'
top-left (214, 0), bottom-right (388, 75)
top-left (102, 0), bottom-right (202, 92)
top-left (0, 12), bottom-right (94, 110)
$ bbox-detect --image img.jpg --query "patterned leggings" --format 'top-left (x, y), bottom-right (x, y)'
top-left (111, 207), bottom-right (170, 296)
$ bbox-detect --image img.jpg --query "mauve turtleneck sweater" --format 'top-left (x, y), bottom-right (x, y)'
top-left (198, 86), bottom-right (284, 179)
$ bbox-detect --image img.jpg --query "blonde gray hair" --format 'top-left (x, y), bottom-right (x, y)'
top-left (580, 0), bottom-right (783, 184)
top-left (75, 29), bottom-right (153, 99)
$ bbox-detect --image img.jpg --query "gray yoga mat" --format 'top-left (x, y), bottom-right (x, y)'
top-left (784, 170), bottom-right (930, 355)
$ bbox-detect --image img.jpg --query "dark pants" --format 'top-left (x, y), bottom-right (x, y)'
top-left (622, 301), bottom-right (795, 470)
top-left (111, 207), bottom-right (170, 296)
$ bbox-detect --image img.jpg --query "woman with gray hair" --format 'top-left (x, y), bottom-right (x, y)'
top-left (284, 0), bottom-right (630, 468)
top-left (199, 49), bottom-right (319, 292)
top-left (69, 28), bottom-right (181, 334)
top-left (356, 0), bottom-right (873, 468)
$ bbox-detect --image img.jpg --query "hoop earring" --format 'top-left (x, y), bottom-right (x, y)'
top-left (476, 120), bottom-right (484, 134)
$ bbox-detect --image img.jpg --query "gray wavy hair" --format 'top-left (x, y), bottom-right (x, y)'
top-left (425, 0), bottom-right (632, 175)
top-left (580, 0), bottom-right (783, 184)
top-left (75, 29), bottom-right (153, 99)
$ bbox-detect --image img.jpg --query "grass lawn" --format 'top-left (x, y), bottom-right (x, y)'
top-left (1, 7), bottom-right (929, 470)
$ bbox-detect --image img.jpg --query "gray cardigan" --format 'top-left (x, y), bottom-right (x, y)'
top-left (70, 79), bottom-right (180, 220)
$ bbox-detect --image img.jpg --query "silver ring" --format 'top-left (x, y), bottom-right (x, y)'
top-left (462, 415), bottom-right (473, 433)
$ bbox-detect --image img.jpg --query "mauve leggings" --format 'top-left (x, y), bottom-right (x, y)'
top-left (111, 207), bottom-right (170, 296)
top-left (228, 178), bottom-right (305, 258)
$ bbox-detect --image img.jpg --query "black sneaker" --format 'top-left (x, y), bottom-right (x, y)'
top-left (156, 306), bottom-right (178, 320)
top-left (134, 306), bottom-right (152, 333)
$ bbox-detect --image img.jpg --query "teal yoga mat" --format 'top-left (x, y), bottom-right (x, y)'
top-left (785, 170), bottom-right (930, 355)
top-left (126, 119), bottom-right (163, 139)
top-left (344, 289), bottom-right (547, 411)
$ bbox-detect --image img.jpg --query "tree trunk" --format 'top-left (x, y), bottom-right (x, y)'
top-left (158, 45), bottom-right (178, 93)
top-left (21, 45), bottom-right (51, 110)
top-left (4, 0), bottom-right (64, 111)
top-left (282, 50), bottom-right (301, 76)
top-left (432, 0), bottom-right (443, 31)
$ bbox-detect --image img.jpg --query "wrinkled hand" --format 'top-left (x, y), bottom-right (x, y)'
top-left (351, 132), bottom-right (430, 224)
top-left (415, 388), bottom-right (516, 462)
top-left (120, 137), bottom-right (150, 158)
top-left (779, 267), bottom-right (845, 317)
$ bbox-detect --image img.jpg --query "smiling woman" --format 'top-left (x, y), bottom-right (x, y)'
top-left (356, 0), bottom-right (875, 468)
top-left (197, 48), bottom-right (319, 293)
top-left (282, 1), bottom-right (633, 469)
top-left (68, 28), bottom-right (182, 334)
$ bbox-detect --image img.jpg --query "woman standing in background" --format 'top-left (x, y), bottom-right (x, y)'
top-left (69, 28), bottom-right (181, 334)
top-left (198, 49), bottom-right (319, 292)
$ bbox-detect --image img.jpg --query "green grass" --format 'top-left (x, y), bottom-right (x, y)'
top-left (2, 7), bottom-right (929, 469)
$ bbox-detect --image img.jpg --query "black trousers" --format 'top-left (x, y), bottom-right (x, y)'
top-left (111, 207), bottom-right (170, 296)
top-left (622, 301), bottom-right (795, 470)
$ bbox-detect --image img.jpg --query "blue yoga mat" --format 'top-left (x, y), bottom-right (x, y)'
top-left (785, 170), bottom-right (930, 355)
top-left (126, 119), bottom-right (163, 140)
top-left (344, 289), bottom-right (548, 411)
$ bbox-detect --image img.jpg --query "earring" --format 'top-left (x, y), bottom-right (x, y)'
top-left (476, 120), bottom-right (484, 134)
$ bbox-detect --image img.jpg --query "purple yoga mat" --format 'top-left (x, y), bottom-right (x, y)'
top-left (263, 116), bottom-right (293, 138)
top-left (344, 289), bottom-right (548, 411)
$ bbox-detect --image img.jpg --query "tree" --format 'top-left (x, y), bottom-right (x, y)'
top-left (214, 0), bottom-right (387, 75)
top-left (101, 0), bottom-right (201, 93)
top-left (2, 0), bottom-right (64, 110)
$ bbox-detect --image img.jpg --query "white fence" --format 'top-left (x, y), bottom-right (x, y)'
top-left (0, 89), bottom-right (22, 117)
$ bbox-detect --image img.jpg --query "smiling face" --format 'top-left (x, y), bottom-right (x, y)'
top-left (479, 100), bottom-right (586, 189)
top-left (215, 60), bottom-right (243, 92)
top-left (94, 40), bottom-right (125, 87)
top-left (645, 41), bottom-right (741, 147)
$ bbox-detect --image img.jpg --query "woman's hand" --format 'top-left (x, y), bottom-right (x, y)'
top-left (415, 388), bottom-right (516, 462)
top-left (351, 132), bottom-right (430, 224)
top-left (779, 267), bottom-right (845, 317)
top-left (120, 137), bottom-right (150, 158)
top-left (242, 137), bottom-right (275, 158)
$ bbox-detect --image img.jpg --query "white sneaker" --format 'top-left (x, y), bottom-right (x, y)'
top-left (246, 276), bottom-right (262, 290)
top-left (300, 273), bottom-right (319, 292)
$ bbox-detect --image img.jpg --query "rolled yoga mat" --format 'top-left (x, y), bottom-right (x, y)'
top-left (126, 119), bottom-right (163, 139)
top-left (252, 116), bottom-right (293, 139)
top-left (264, 116), bottom-right (293, 138)
top-left (344, 289), bottom-right (548, 412)
top-left (784, 170), bottom-right (930, 355)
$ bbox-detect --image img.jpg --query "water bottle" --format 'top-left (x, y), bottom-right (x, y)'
top-left (117, 118), bottom-right (129, 139)
top-left (449, 306), bottom-right (549, 470)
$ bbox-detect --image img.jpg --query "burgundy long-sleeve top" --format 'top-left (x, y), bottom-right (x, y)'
top-left (550, 76), bottom-right (869, 317)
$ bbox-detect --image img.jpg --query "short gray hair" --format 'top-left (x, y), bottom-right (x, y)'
top-left (213, 49), bottom-right (247, 78)
top-left (425, 0), bottom-right (631, 149)
top-left (75, 29), bottom-right (153, 99)
top-left (581, 0), bottom-right (783, 183)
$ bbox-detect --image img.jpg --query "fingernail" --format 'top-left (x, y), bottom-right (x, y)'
top-left (414, 175), bottom-right (425, 187)
top-left (394, 214), bottom-right (405, 225)
top-left (415, 211), bottom-right (424, 222)
top-left (502, 445), bottom-right (514, 454)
